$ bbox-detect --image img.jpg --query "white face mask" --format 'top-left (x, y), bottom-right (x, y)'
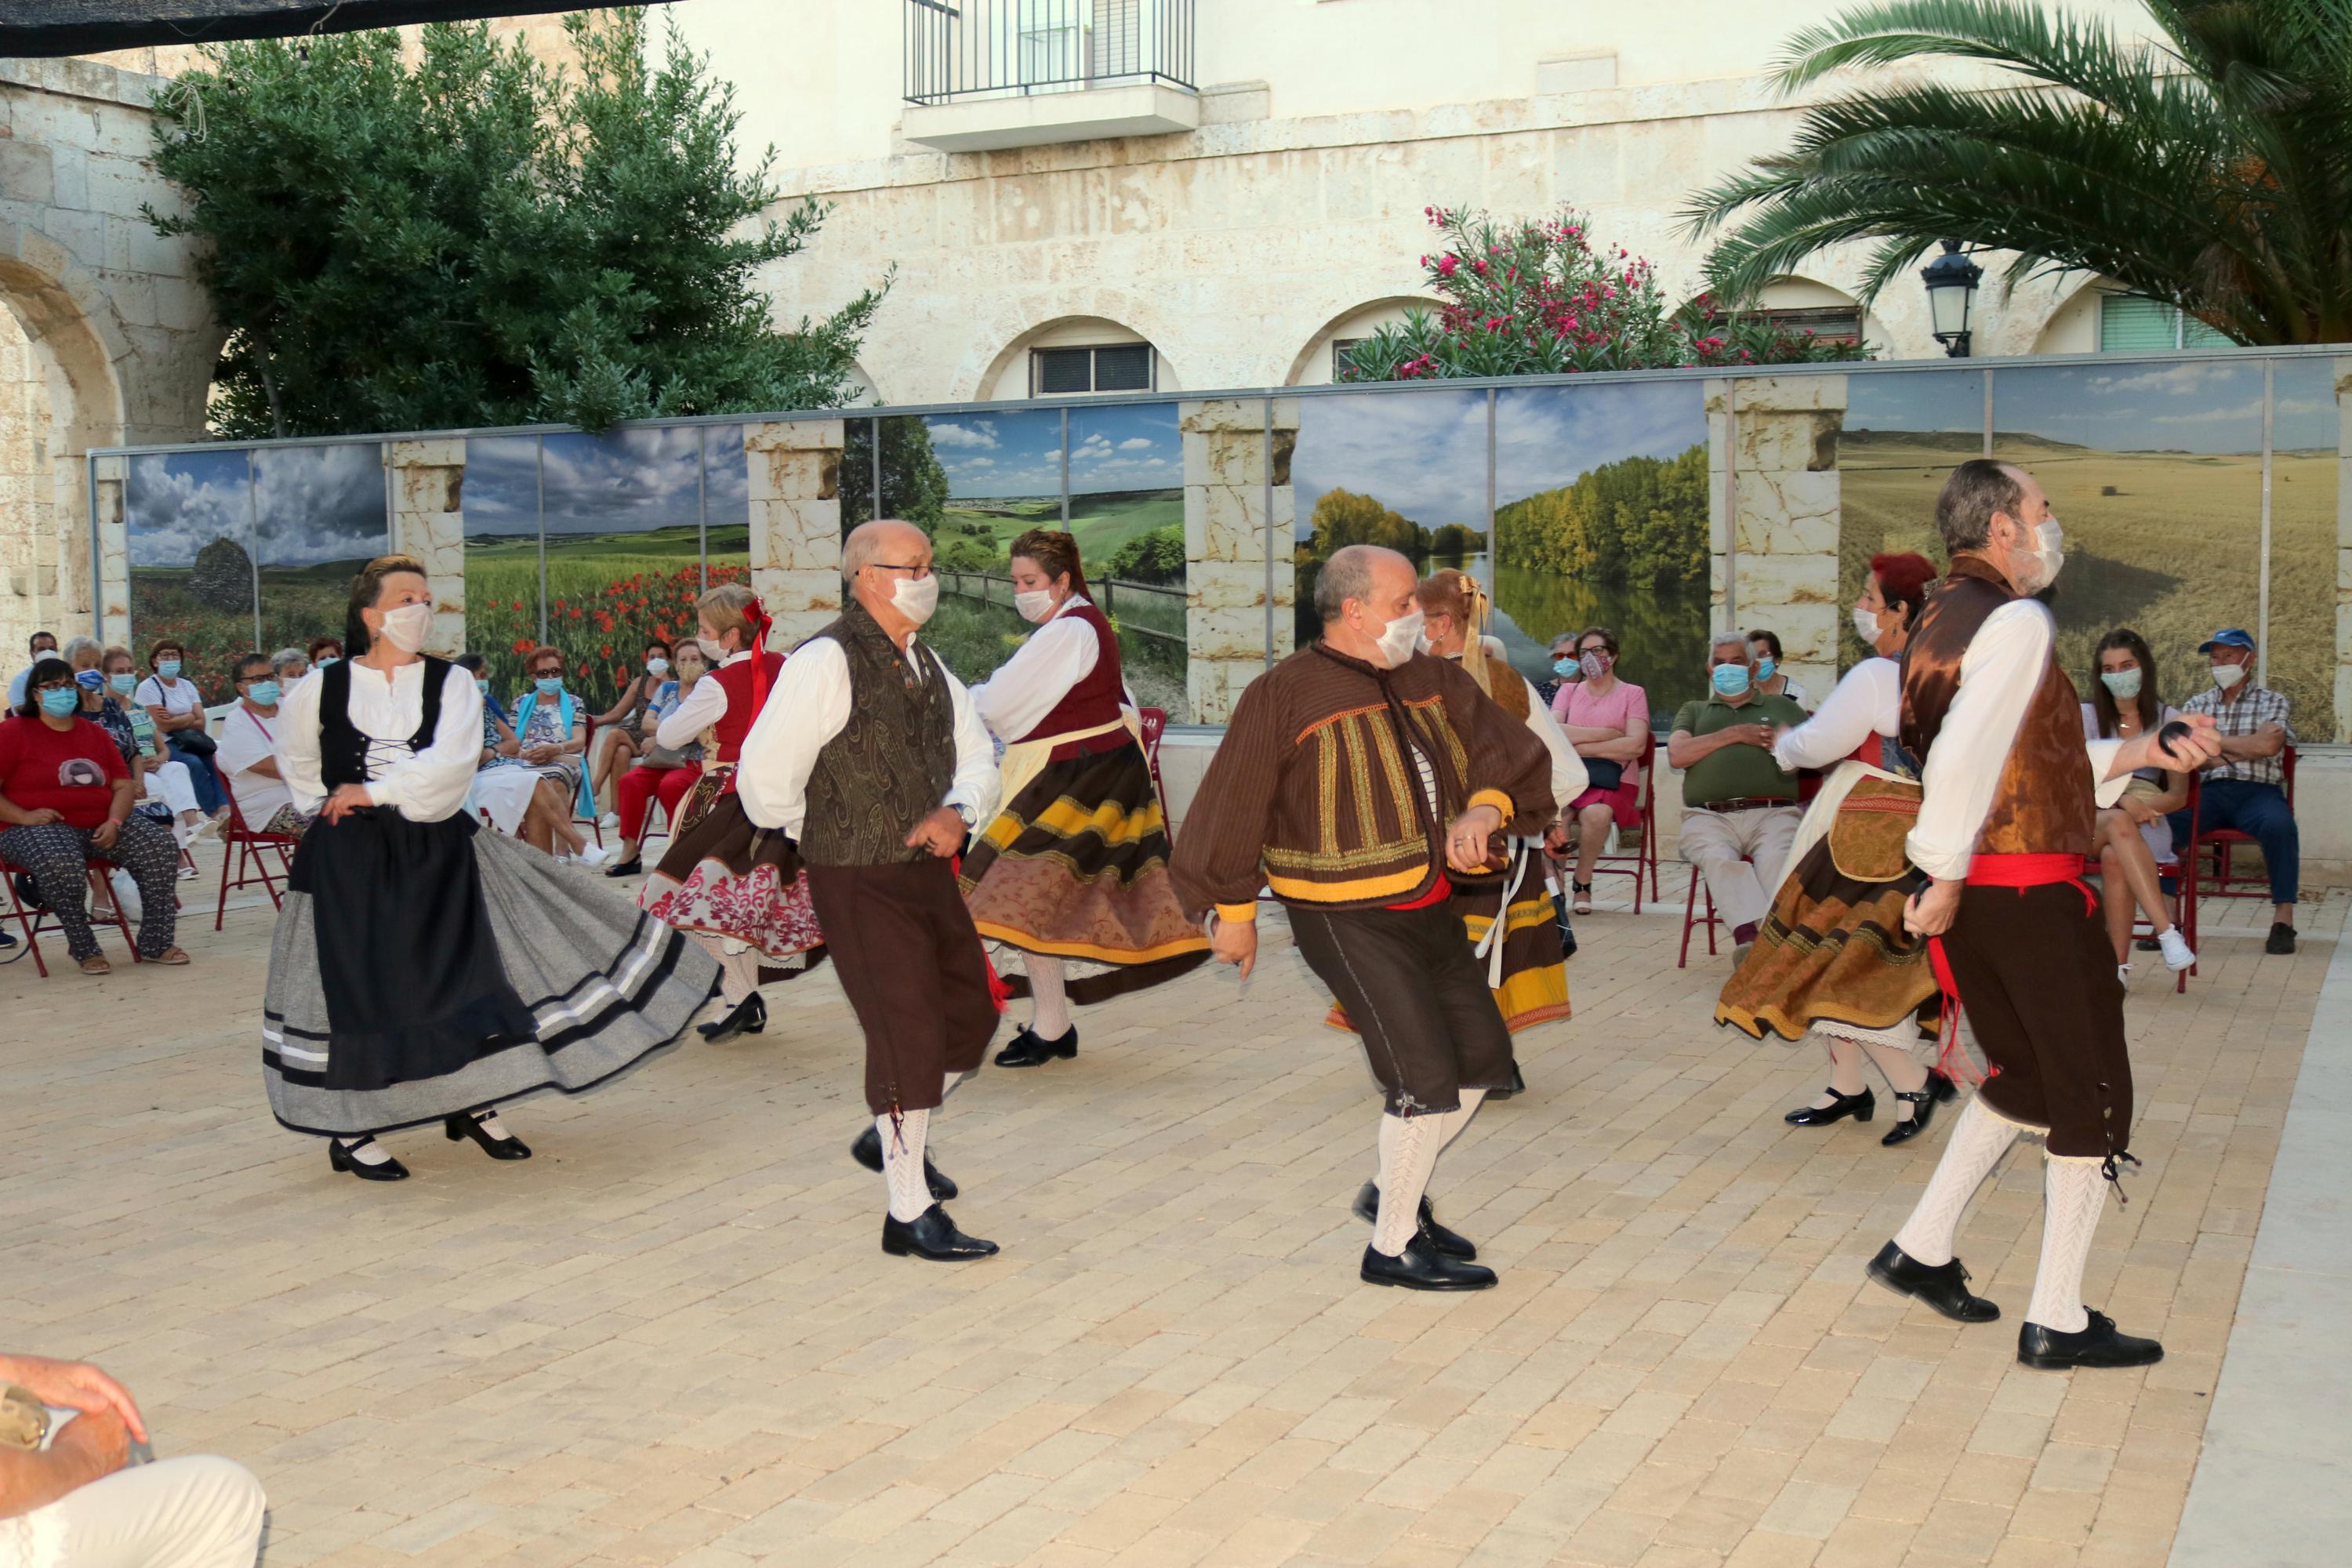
top-left (1371, 608), bottom-right (1425, 670)
top-left (2212, 661), bottom-right (2247, 691)
top-left (1852, 605), bottom-right (1882, 648)
top-left (645, 657), bottom-right (670, 676)
top-left (378, 601), bottom-right (433, 653)
top-left (1014, 589), bottom-right (1057, 624)
top-left (889, 572), bottom-right (940, 626)
top-left (2017, 517), bottom-right (2064, 592)
top-left (695, 636), bottom-right (728, 662)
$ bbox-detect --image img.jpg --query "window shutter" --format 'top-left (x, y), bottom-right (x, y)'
top-left (1093, 343), bottom-right (1153, 391)
top-left (2181, 315), bottom-right (2233, 350)
top-left (1033, 347), bottom-right (1094, 394)
top-left (2099, 296), bottom-right (2180, 352)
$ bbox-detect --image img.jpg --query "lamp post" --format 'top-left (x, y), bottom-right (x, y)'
top-left (1921, 238), bottom-right (1984, 358)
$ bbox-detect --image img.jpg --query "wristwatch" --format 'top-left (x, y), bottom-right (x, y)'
top-left (951, 802), bottom-right (978, 829)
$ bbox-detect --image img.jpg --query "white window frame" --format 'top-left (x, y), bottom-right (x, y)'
top-left (1029, 342), bottom-right (1156, 396)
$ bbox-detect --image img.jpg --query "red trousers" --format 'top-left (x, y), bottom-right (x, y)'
top-left (617, 762), bottom-right (700, 842)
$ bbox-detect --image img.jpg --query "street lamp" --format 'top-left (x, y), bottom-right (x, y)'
top-left (1920, 238), bottom-right (1984, 358)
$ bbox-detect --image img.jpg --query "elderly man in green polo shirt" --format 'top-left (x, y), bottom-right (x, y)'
top-left (1668, 631), bottom-right (1809, 964)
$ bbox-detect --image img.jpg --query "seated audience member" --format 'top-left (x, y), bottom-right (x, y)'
top-left (132, 639), bottom-right (227, 818)
top-left (1747, 627), bottom-right (1810, 708)
top-left (591, 638), bottom-right (674, 822)
top-left (454, 654), bottom-right (604, 862)
top-left (269, 646), bottom-right (310, 685)
top-left (7, 630), bottom-right (57, 708)
top-left (1550, 626), bottom-right (1650, 915)
top-left (67, 639), bottom-right (209, 856)
top-left (2169, 626), bottom-right (2300, 954)
top-left (216, 652), bottom-right (310, 836)
top-left (1668, 632), bottom-right (1806, 963)
top-left (0, 1348), bottom-right (265, 1567)
top-left (509, 646), bottom-right (592, 813)
top-left (606, 641), bottom-right (708, 876)
top-left (305, 635), bottom-right (343, 670)
top-left (1537, 631), bottom-right (1581, 710)
top-left (2082, 630), bottom-right (2192, 978)
top-left (0, 659), bottom-right (188, 973)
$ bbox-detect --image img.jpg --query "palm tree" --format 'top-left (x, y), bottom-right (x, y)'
top-left (1681, 0), bottom-right (2352, 344)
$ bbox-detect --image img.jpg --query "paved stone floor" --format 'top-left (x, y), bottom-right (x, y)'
top-left (0, 849), bottom-right (2336, 1568)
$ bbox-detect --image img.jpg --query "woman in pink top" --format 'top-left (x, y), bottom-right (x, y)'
top-left (1549, 626), bottom-right (1650, 914)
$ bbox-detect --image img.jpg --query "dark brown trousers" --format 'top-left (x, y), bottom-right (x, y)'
top-left (806, 858), bottom-right (1000, 1115)
top-left (1941, 881), bottom-right (2133, 1160)
top-left (1287, 901), bottom-right (1516, 1116)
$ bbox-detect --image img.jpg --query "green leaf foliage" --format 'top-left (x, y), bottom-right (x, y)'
top-left (842, 419), bottom-right (952, 531)
top-left (145, 8), bottom-right (886, 437)
top-left (1104, 523), bottom-right (1185, 583)
top-left (1494, 445), bottom-right (1711, 590)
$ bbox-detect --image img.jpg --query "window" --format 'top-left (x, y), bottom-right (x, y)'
top-left (1757, 305), bottom-right (1862, 346)
top-left (2099, 295), bottom-right (2232, 352)
top-left (1031, 343), bottom-right (1155, 395)
top-left (1331, 337), bottom-right (1364, 379)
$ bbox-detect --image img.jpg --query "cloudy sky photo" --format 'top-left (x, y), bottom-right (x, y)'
top-left (1846, 360), bottom-right (2334, 456)
top-left (129, 445), bottom-right (388, 568)
top-left (1292, 390), bottom-right (1489, 536)
top-left (1496, 380), bottom-right (1707, 503)
top-left (464, 426), bottom-right (750, 539)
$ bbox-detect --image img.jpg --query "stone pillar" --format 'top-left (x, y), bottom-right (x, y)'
top-left (93, 453), bottom-right (127, 647)
top-left (387, 439), bottom-right (467, 655)
top-left (745, 419), bottom-right (844, 644)
top-left (1711, 375), bottom-right (1846, 698)
top-left (2334, 359), bottom-right (2352, 743)
top-left (1181, 397), bottom-right (1297, 724)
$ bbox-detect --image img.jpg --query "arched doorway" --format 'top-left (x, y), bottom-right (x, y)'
top-left (0, 260), bottom-right (123, 662)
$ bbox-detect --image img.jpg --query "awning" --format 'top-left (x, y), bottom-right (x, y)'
top-left (3, 2), bottom-right (676, 60)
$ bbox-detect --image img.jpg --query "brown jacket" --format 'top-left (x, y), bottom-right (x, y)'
top-left (1171, 641), bottom-right (1555, 920)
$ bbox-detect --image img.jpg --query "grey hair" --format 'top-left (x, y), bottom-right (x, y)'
top-left (1316, 543), bottom-right (1399, 623)
top-left (58, 634), bottom-right (101, 665)
top-left (270, 646), bottom-right (307, 673)
top-left (1935, 458), bottom-right (2027, 555)
top-left (841, 517), bottom-right (926, 583)
top-left (1707, 628), bottom-right (1751, 662)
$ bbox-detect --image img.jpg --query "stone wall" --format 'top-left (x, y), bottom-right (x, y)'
top-left (1181, 397), bottom-right (1296, 723)
top-left (1718, 376), bottom-right (1846, 701)
top-left (387, 441), bottom-right (466, 654)
top-left (744, 419), bottom-right (844, 644)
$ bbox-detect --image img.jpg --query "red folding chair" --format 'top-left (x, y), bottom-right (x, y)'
top-left (1677, 863), bottom-right (1722, 969)
top-left (214, 770), bottom-right (302, 930)
top-left (578, 713), bottom-right (604, 845)
top-left (2180, 747), bottom-right (2296, 959)
top-left (2083, 847), bottom-right (2190, 995)
top-left (2, 851), bottom-right (142, 978)
top-left (1586, 732), bottom-right (1661, 912)
top-left (1138, 707), bottom-right (1171, 837)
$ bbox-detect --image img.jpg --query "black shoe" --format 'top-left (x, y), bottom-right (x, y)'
top-left (328, 1137), bottom-right (409, 1181)
top-left (603, 858), bottom-right (642, 877)
top-left (697, 991), bottom-right (766, 1043)
top-left (1490, 1061), bottom-right (1527, 1101)
top-left (2267, 922), bottom-right (2298, 956)
top-left (1881, 1083), bottom-right (1944, 1146)
top-left (882, 1203), bottom-right (998, 1261)
top-left (1361, 1237), bottom-right (1496, 1291)
top-left (1785, 1085), bottom-right (1875, 1127)
top-left (445, 1111), bottom-right (532, 1161)
top-left (994, 1025), bottom-right (1078, 1068)
top-left (1866, 1240), bottom-right (1999, 1323)
top-left (2135, 936), bottom-right (2161, 953)
top-left (1552, 891), bottom-right (1577, 959)
top-left (1923, 1067), bottom-right (1958, 1103)
top-left (2016, 1308), bottom-right (2163, 1370)
top-left (1350, 1181), bottom-right (1477, 1260)
top-left (850, 1124), bottom-right (957, 1201)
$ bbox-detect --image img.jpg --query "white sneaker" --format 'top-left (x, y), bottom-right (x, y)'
top-left (177, 863), bottom-right (199, 881)
top-left (599, 811), bottom-right (619, 829)
top-left (574, 843), bottom-right (612, 869)
top-left (187, 814), bottom-right (221, 844)
top-left (2117, 963), bottom-right (2132, 985)
top-left (2158, 927), bottom-right (2195, 971)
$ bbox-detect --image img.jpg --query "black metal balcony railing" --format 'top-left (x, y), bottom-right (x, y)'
top-left (905, 0), bottom-right (1196, 107)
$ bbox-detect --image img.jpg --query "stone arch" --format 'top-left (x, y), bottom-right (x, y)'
top-left (1283, 294), bottom-right (1438, 386)
top-left (956, 290), bottom-right (1189, 402)
top-left (2027, 274), bottom-right (2122, 356)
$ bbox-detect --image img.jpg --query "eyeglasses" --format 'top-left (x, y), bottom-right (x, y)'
top-left (868, 560), bottom-right (934, 578)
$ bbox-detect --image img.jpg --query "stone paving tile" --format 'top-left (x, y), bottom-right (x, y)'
top-left (0, 849), bottom-right (2333, 1566)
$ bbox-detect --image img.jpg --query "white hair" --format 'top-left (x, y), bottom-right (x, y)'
top-left (841, 517), bottom-right (927, 583)
top-left (1708, 629), bottom-right (1751, 661)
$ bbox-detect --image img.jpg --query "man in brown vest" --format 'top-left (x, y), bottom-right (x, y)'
top-left (738, 520), bottom-right (1006, 1261)
top-left (1866, 460), bottom-right (2222, 1370)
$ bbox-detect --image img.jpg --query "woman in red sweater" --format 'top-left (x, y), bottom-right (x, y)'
top-left (0, 658), bottom-right (187, 972)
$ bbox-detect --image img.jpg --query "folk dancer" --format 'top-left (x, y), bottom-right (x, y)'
top-left (1864, 463), bottom-right (2222, 1368)
top-left (262, 555), bottom-right (719, 1181)
top-left (962, 528), bottom-right (1209, 1069)
top-left (736, 521), bottom-right (1004, 1261)
top-left (1171, 545), bottom-right (1554, 1290)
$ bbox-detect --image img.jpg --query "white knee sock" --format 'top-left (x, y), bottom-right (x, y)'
top-left (1862, 1040), bottom-right (1929, 1096)
top-left (1813, 1036), bottom-right (1866, 1108)
top-left (2024, 1156), bottom-right (2105, 1334)
top-left (1891, 1098), bottom-right (2021, 1266)
top-left (701, 939), bottom-right (760, 1005)
top-left (1372, 1112), bottom-right (1440, 1257)
top-left (880, 1111), bottom-right (932, 1222)
top-left (1027, 956), bottom-right (1072, 1040)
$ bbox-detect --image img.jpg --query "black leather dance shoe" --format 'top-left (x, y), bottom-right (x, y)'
top-left (603, 858), bottom-right (642, 878)
top-left (328, 1138), bottom-right (409, 1181)
top-left (2017, 1308), bottom-right (2163, 1370)
top-left (1361, 1238), bottom-right (1497, 1291)
top-left (445, 1112), bottom-right (532, 1161)
top-left (882, 1203), bottom-right (999, 1261)
top-left (1880, 1069), bottom-right (1959, 1147)
top-left (1552, 891), bottom-right (1578, 959)
top-left (851, 1124), bottom-right (957, 1200)
top-left (1867, 1240), bottom-right (1999, 1323)
top-left (1490, 1061), bottom-right (1528, 1101)
top-left (1785, 1085), bottom-right (1874, 1126)
top-left (1351, 1181), bottom-right (1477, 1260)
top-left (994, 1025), bottom-right (1078, 1068)
top-left (697, 991), bottom-right (765, 1043)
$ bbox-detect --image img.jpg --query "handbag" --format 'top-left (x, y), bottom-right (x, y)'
top-left (641, 744), bottom-right (691, 769)
top-left (1581, 757), bottom-right (1624, 793)
top-left (171, 726), bottom-right (217, 759)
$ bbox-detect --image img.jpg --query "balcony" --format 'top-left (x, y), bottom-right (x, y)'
top-left (902, 0), bottom-right (1199, 154)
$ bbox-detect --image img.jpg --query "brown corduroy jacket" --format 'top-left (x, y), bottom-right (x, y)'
top-left (1171, 641), bottom-right (1555, 920)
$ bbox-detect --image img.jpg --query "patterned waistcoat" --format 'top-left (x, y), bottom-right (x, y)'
top-left (799, 602), bottom-right (957, 866)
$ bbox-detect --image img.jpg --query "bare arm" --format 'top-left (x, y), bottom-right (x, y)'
top-left (0, 1416), bottom-right (125, 1519)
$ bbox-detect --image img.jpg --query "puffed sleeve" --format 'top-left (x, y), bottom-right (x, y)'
top-left (364, 664), bottom-right (485, 823)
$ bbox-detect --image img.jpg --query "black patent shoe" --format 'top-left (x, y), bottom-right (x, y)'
top-left (1361, 1237), bottom-right (1497, 1291)
top-left (1553, 891), bottom-right (1578, 959)
top-left (1490, 1060), bottom-right (1527, 1101)
top-left (328, 1138), bottom-right (409, 1182)
top-left (2017, 1308), bottom-right (2163, 1370)
top-left (1351, 1180), bottom-right (1476, 1260)
top-left (851, 1124), bottom-right (957, 1201)
top-left (994, 1025), bottom-right (1077, 1068)
top-left (445, 1111), bottom-right (532, 1161)
top-left (1881, 1087), bottom-right (1940, 1146)
top-left (882, 1203), bottom-right (998, 1261)
top-left (1786, 1085), bottom-right (1875, 1126)
top-left (603, 858), bottom-right (642, 878)
top-left (697, 990), bottom-right (766, 1043)
top-left (1867, 1240), bottom-right (1999, 1323)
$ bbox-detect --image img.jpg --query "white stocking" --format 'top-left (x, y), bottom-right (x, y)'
top-left (1812, 1036), bottom-right (1867, 1108)
top-left (1371, 1112), bottom-right (1439, 1257)
top-left (879, 1111), bottom-right (932, 1222)
top-left (1026, 956), bottom-right (1072, 1040)
top-left (1861, 1039), bottom-right (1929, 1096)
top-left (1367, 1088), bottom-right (1487, 1191)
top-left (2024, 1156), bottom-right (2105, 1334)
top-left (696, 937), bottom-right (760, 1005)
top-left (1891, 1098), bottom-right (2022, 1267)
top-left (336, 1135), bottom-right (391, 1166)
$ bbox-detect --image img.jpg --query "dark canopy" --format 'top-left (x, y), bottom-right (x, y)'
top-left (3, 2), bottom-right (675, 59)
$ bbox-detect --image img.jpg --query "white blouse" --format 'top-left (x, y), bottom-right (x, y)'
top-left (133, 674), bottom-right (203, 718)
top-left (1773, 657), bottom-right (1900, 772)
top-left (277, 659), bottom-right (485, 824)
top-left (1516, 673), bottom-right (1588, 812)
top-left (655, 648), bottom-right (751, 750)
top-left (971, 596), bottom-right (1123, 742)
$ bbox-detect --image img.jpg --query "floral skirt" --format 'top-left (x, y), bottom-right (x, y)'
top-left (639, 786), bottom-right (824, 966)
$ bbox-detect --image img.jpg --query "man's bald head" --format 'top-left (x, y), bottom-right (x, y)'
top-left (843, 518), bottom-right (929, 582)
top-left (1316, 544), bottom-right (1415, 626)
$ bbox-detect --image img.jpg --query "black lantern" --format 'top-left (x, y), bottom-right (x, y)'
top-left (1920, 238), bottom-right (1984, 358)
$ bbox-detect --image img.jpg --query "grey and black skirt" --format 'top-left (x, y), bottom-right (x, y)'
top-left (262, 809), bottom-right (718, 1137)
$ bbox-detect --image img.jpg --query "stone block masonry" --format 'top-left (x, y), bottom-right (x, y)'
top-left (1182, 397), bottom-right (1297, 723)
top-left (1714, 375), bottom-right (1847, 702)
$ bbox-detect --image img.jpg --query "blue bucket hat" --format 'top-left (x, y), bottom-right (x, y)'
top-left (2198, 628), bottom-right (2256, 652)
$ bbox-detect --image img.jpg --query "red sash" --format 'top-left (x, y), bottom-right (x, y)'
top-left (1926, 853), bottom-right (2098, 1083)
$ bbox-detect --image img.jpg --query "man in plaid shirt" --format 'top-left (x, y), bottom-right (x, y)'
top-left (2168, 628), bottom-right (2299, 953)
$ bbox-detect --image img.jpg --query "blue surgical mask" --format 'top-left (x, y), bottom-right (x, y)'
top-left (316, 655), bottom-right (339, 669)
top-left (107, 673), bottom-right (136, 695)
top-left (535, 676), bottom-right (563, 696)
top-left (158, 659), bottom-right (182, 679)
top-left (38, 687), bottom-right (78, 717)
top-left (1754, 656), bottom-right (1777, 683)
top-left (1552, 657), bottom-right (1578, 679)
top-left (73, 670), bottom-right (103, 691)
top-left (477, 677), bottom-right (491, 697)
top-left (1711, 663), bottom-right (1752, 697)
top-left (248, 681), bottom-right (281, 707)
